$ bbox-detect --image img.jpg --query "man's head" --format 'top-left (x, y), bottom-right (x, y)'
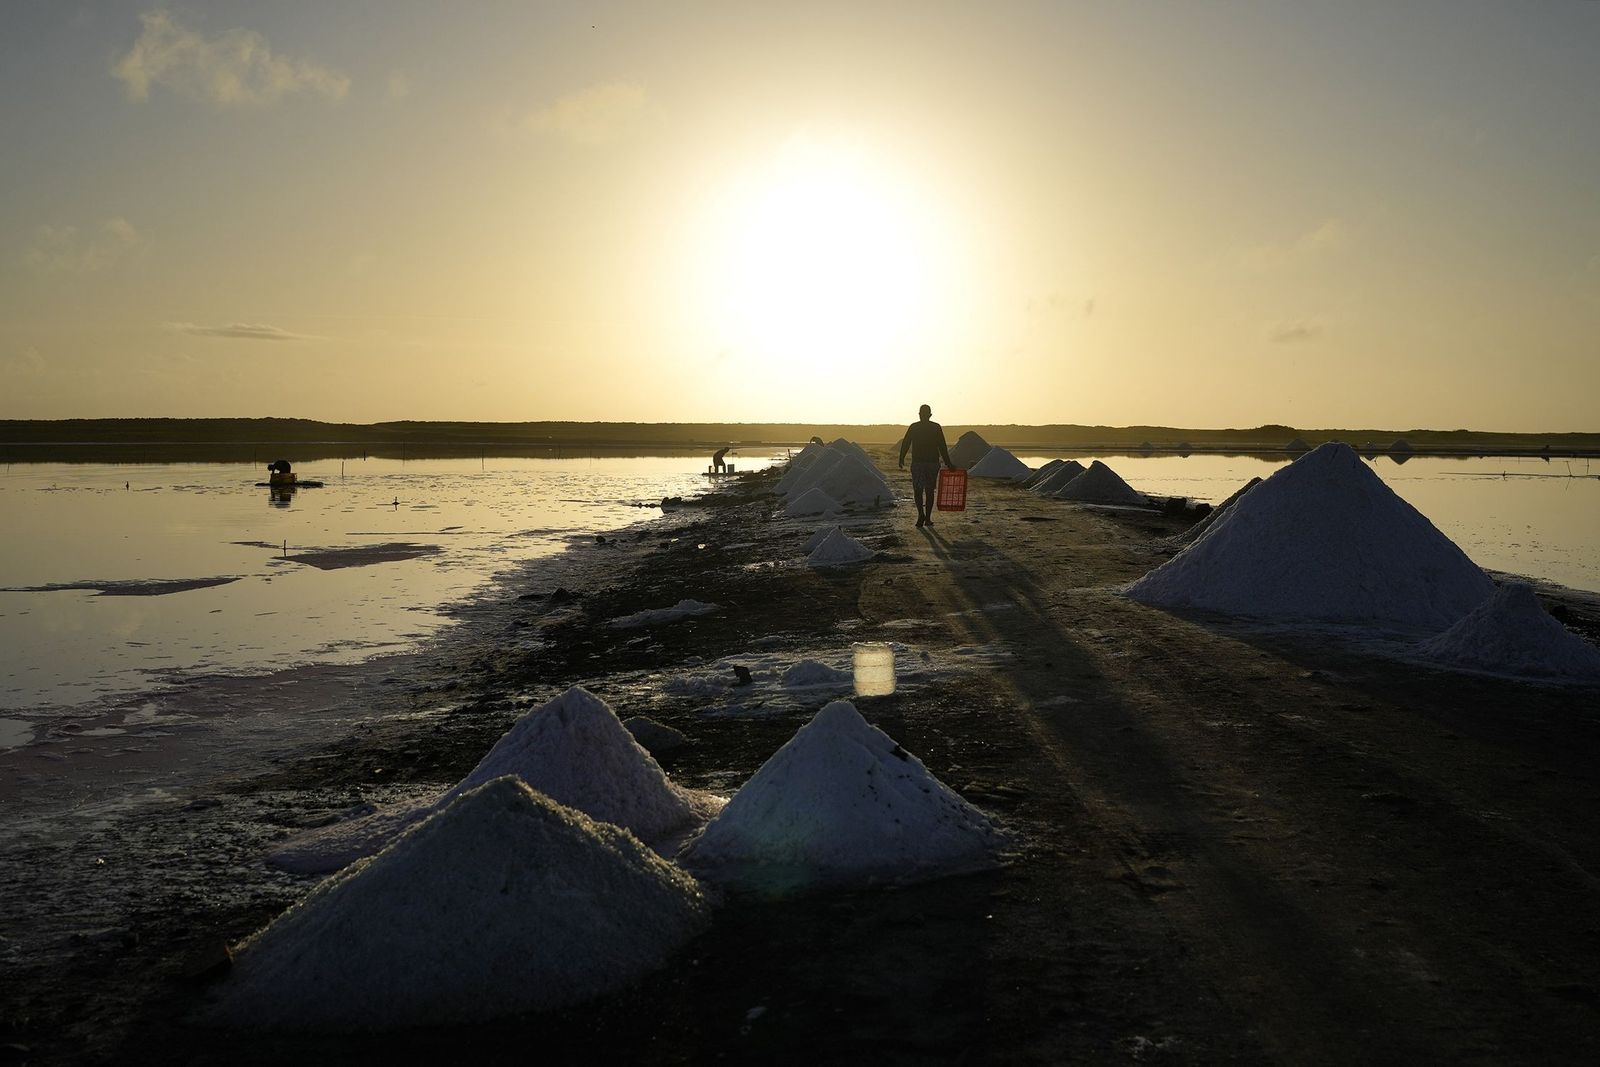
top-left (918, 404), bottom-right (932, 421)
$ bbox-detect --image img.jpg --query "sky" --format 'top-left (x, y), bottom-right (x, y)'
top-left (2, 1), bottom-right (1598, 430)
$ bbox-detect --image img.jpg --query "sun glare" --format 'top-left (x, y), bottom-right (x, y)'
top-left (691, 136), bottom-right (957, 384)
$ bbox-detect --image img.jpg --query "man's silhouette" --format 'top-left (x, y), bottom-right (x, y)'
top-left (898, 404), bottom-right (955, 527)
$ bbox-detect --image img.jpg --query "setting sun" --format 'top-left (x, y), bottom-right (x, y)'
top-left (689, 136), bottom-right (961, 383)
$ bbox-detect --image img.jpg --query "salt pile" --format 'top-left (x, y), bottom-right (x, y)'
top-left (215, 778), bottom-right (709, 1029)
top-left (804, 524), bottom-right (842, 552)
top-left (967, 446), bottom-right (1032, 480)
top-left (949, 431), bottom-right (992, 469)
top-left (680, 700), bottom-right (1001, 891)
top-left (1414, 582), bottom-right (1600, 682)
top-left (783, 448), bottom-right (846, 498)
top-left (609, 599), bottom-right (718, 628)
top-left (270, 687), bottom-right (721, 873)
top-left (1126, 442), bottom-right (1495, 628)
top-left (784, 487), bottom-right (839, 517)
top-left (1285, 437), bottom-right (1311, 453)
top-left (781, 659), bottom-right (853, 688)
top-left (1030, 459), bottom-right (1087, 495)
top-left (1053, 460), bottom-right (1146, 505)
top-left (1021, 459), bottom-right (1065, 489)
top-left (1172, 477), bottom-right (1262, 546)
top-left (771, 442), bottom-right (825, 495)
top-left (777, 441), bottom-right (895, 510)
top-left (806, 527), bottom-right (874, 568)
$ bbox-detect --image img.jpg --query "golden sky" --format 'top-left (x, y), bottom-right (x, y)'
top-left (2, 2), bottom-right (1597, 429)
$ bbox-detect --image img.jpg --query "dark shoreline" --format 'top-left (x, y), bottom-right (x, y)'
top-left (4, 416), bottom-right (1599, 465)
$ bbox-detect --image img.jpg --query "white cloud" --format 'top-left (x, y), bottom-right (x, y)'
top-left (1266, 319), bottom-right (1324, 344)
top-left (518, 82), bottom-right (649, 145)
top-left (25, 218), bottom-right (141, 274)
top-left (167, 321), bottom-right (307, 341)
top-left (113, 9), bottom-right (349, 107)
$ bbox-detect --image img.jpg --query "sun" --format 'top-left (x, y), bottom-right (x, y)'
top-left (689, 135), bottom-right (956, 381)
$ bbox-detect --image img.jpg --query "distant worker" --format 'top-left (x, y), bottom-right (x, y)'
top-left (898, 403), bottom-right (955, 528)
top-left (712, 447), bottom-right (730, 473)
top-left (268, 459), bottom-right (292, 476)
top-left (809, 436), bottom-right (825, 446)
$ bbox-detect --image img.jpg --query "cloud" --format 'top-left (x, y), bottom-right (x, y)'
top-left (113, 10), bottom-right (349, 107)
top-left (1239, 219), bottom-right (1349, 271)
top-left (26, 218), bottom-right (141, 273)
top-left (518, 82), bottom-right (649, 144)
top-left (167, 321), bottom-right (307, 341)
top-left (1266, 319), bottom-right (1324, 344)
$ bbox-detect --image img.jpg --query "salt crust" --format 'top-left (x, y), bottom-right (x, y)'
top-left (215, 778), bottom-right (709, 1029)
top-left (806, 528), bottom-right (874, 568)
top-left (784, 486), bottom-right (839, 517)
top-left (1415, 582), bottom-right (1600, 681)
top-left (608, 599), bottom-right (718, 628)
top-left (269, 687), bottom-right (722, 874)
top-left (1126, 442), bottom-right (1494, 628)
top-left (967, 446), bottom-right (1032, 480)
top-left (949, 431), bottom-right (991, 469)
top-left (681, 700), bottom-right (1001, 891)
top-left (1053, 460), bottom-right (1145, 505)
top-left (1021, 459), bottom-right (1065, 489)
top-left (1030, 460), bottom-right (1087, 495)
top-left (781, 659), bottom-right (853, 688)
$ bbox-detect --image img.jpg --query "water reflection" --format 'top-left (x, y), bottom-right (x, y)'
top-left (0, 455), bottom-right (770, 711)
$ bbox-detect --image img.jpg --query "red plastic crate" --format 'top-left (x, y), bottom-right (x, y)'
top-left (935, 468), bottom-right (967, 512)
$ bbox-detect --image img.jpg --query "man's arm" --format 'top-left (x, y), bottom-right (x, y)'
top-left (898, 426), bottom-right (914, 468)
top-left (938, 427), bottom-right (954, 468)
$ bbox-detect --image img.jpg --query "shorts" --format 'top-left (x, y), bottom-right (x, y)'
top-left (911, 462), bottom-right (941, 493)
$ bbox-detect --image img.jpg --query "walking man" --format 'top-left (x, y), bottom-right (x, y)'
top-left (898, 404), bottom-right (956, 528)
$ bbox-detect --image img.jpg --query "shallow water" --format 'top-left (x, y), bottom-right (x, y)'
top-left (1017, 452), bottom-right (1600, 595)
top-left (0, 454), bottom-right (770, 722)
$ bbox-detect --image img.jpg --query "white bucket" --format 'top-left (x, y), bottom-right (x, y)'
top-left (852, 642), bottom-right (896, 697)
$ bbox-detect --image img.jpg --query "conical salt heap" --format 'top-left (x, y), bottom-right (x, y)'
top-left (782, 448), bottom-right (846, 498)
top-left (1126, 443), bottom-right (1494, 629)
top-left (949, 431), bottom-right (992, 469)
top-left (771, 442), bottom-right (825, 495)
top-left (1053, 460), bottom-right (1146, 505)
top-left (1021, 459), bottom-right (1065, 489)
top-left (1031, 459), bottom-right (1087, 495)
top-left (270, 687), bottom-right (721, 874)
top-left (967, 446), bottom-right (1032, 480)
top-left (784, 486), bottom-right (839, 517)
top-left (807, 527), bottom-right (873, 568)
top-left (1172, 477), bottom-right (1262, 546)
top-left (1415, 582), bottom-right (1600, 682)
top-left (807, 452), bottom-right (894, 507)
top-left (214, 778), bottom-right (710, 1029)
top-left (680, 700), bottom-right (1002, 892)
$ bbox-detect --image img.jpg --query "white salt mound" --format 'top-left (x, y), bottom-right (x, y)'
top-left (807, 453), bottom-right (894, 508)
top-left (949, 431), bottom-right (992, 469)
top-left (782, 448), bottom-right (846, 498)
top-left (806, 528), bottom-right (874, 568)
top-left (1021, 459), bottom-right (1065, 489)
top-left (609, 599), bottom-right (718, 628)
top-left (1031, 460), bottom-right (1087, 494)
top-left (1054, 460), bottom-right (1146, 505)
top-left (1172, 477), bottom-right (1262, 546)
top-left (214, 778), bottom-right (709, 1030)
top-left (967, 446), bottom-right (1032, 480)
top-left (781, 659), bottom-right (853, 688)
top-left (681, 700), bottom-right (1001, 891)
top-left (804, 525), bottom-right (841, 553)
top-left (1126, 442), bottom-right (1494, 628)
top-left (784, 486), bottom-right (839, 517)
top-left (270, 687), bottom-right (720, 874)
top-left (1415, 582), bottom-right (1600, 682)
top-left (772, 443), bottom-right (825, 495)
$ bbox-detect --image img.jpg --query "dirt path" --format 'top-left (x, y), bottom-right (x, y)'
top-left (860, 472), bottom-right (1600, 1064)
